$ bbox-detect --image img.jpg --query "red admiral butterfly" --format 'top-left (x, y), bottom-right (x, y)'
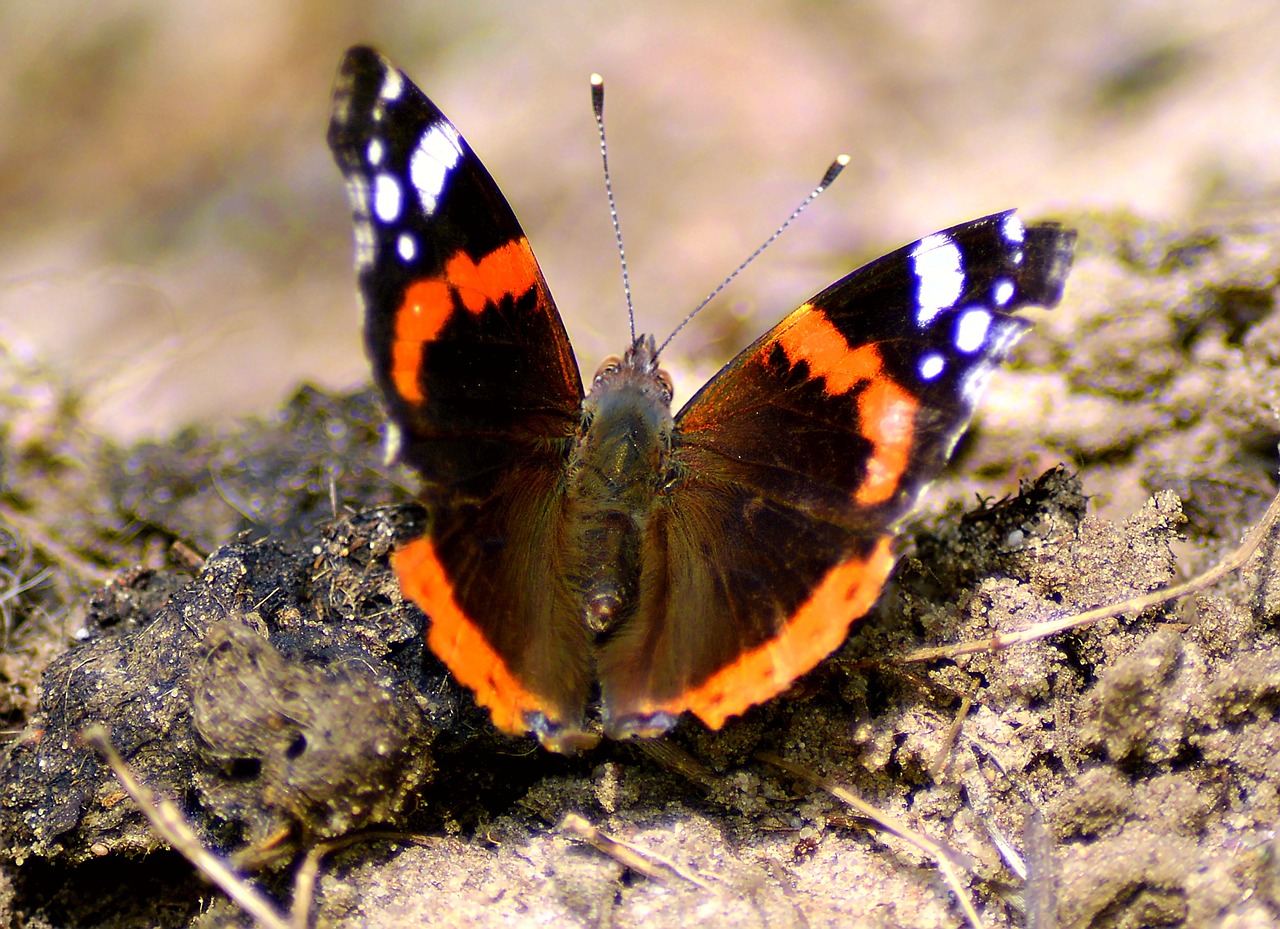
top-left (327, 47), bottom-right (1076, 752)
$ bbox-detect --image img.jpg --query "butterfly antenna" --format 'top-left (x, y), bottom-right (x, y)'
top-left (656, 154), bottom-right (850, 357)
top-left (592, 74), bottom-right (636, 344)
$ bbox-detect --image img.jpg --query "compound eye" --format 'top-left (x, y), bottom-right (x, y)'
top-left (593, 356), bottom-right (622, 383)
top-left (655, 367), bottom-right (673, 398)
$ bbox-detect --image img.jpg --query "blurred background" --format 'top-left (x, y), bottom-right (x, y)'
top-left (2, 1), bottom-right (1278, 438)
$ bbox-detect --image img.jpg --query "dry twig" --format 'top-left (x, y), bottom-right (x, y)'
top-left (758, 751), bottom-right (984, 929)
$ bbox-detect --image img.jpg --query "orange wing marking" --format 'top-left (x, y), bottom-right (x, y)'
top-left (391, 280), bottom-right (452, 402)
top-left (389, 238), bottom-right (543, 403)
top-left (394, 535), bottom-right (551, 736)
top-left (650, 538), bottom-right (896, 728)
top-left (445, 238), bottom-right (542, 313)
top-left (774, 308), bottom-right (918, 505)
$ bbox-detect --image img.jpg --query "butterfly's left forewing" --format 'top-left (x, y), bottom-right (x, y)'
top-left (599, 212), bottom-right (1075, 735)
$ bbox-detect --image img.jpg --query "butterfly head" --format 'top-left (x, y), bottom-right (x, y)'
top-left (587, 335), bottom-right (674, 411)
top-left (573, 334), bottom-right (676, 504)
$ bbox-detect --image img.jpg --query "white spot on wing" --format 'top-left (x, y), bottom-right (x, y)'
top-left (993, 278), bottom-right (1015, 306)
top-left (919, 353), bottom-right (946, 380)
top-left (410, 122), bottom-right (463, 215)
top-left (397, 232), bottom-right (417, 261)
top-left (379, 67), bottom-right (404, 101)
top-left (1002, 213), bottom-right (1025, 244)
top-left (373, 173), bottom-right (402, 222)
top-left (367, 138), bottom-right (384, 167)
top-left (955, 308), bottom-right (992, 353)
top-left (911, 233), bottom-right (964, 326)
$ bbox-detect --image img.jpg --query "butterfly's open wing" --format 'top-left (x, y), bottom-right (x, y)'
top-left (599, 212), bottom-right (1075, 735)
top-left (329, 47), bottom-right (590, 738)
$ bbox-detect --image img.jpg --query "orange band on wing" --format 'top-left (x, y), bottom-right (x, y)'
top-left (396, 280), bottom-right (455, 342)
top-left (652, 537), bottom-right (897, 730)
top-left (853, 377), bottom-right (916, 505)
top-left (392, 280), bottom-right (453, 402)
top-left (393, 535), bottom-right (548, 736)
top-left (774, 309), bottom-right (918, 505)
top-left (445, 237), bottom-right (542, 313)
top-left (775, 307), bottom-right (882, 394)
top-left (389, 238), bottom-right (543, 404)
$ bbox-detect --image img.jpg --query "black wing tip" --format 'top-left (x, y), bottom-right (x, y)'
top-left (329, 47), bottom-right (377, 148)
top-left (1023, 221), bottom-right (1078, 309)
top-left (336, 45), bottom-right (387, 79)
top-left (327, 46), bottom-right (401, 151)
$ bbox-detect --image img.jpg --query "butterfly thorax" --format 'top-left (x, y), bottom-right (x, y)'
top-left (563, 336), bottom-right (675, 637)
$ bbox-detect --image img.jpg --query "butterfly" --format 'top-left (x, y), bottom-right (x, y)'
top-left (327, 46), bottom-right (1076, 752)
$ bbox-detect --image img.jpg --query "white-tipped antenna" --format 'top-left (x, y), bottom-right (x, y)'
top-left (656, 154), bottom-right (850, 356)
top-left (592, 74), bottom-right (636, 343)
